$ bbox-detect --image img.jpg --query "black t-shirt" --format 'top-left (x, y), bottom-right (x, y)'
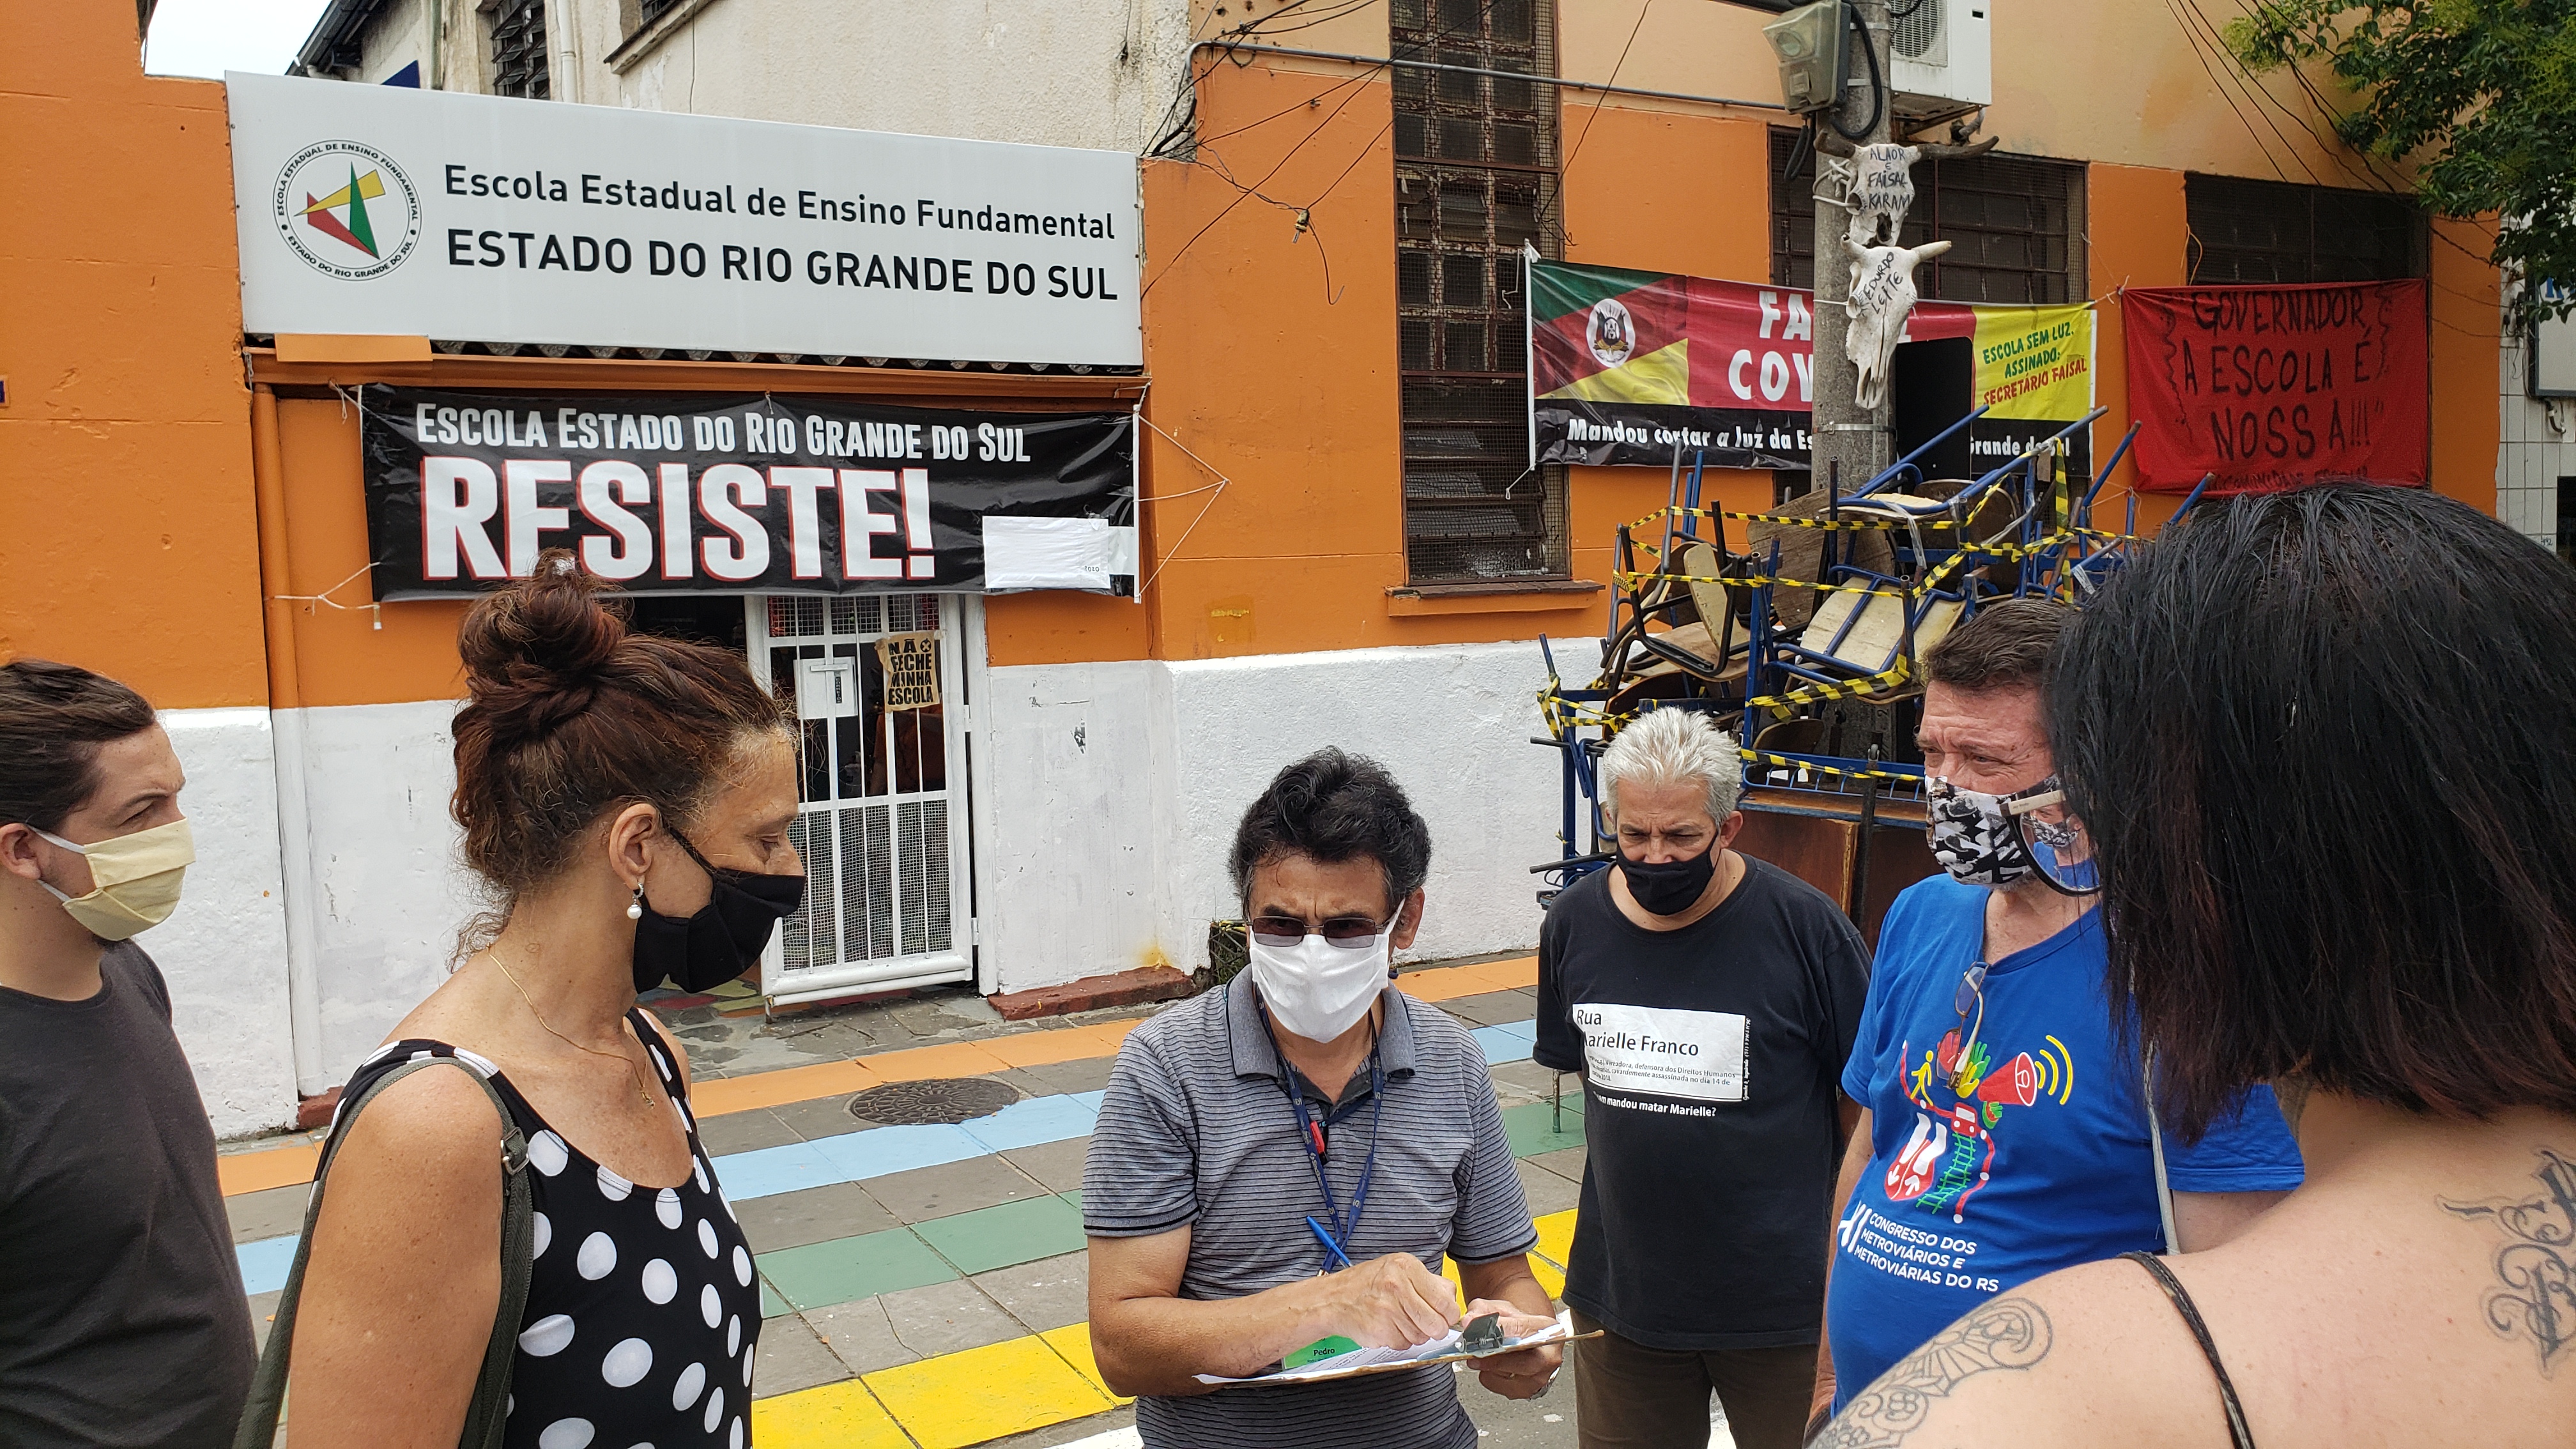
top-left (0, 944), bottom-right (254, 1448)
top-left (1535, 855), bottom-right (1871, 1351)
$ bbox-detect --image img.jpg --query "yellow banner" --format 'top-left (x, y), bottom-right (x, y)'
top-left (1972, 304), bottom-right (2093, 422)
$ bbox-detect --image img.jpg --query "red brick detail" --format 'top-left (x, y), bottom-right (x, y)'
top-left (988, 966), bottom-right (1197, 1021)
top-left (295, 1086), bottom-right (344, 1133)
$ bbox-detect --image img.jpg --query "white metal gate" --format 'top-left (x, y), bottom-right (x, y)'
top-left (749, 593), bottom-right (973, 1005)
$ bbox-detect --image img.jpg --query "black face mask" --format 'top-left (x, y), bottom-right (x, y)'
top-left (632, 826), bottom-right (807, 995)
top-left (1616, 844), bottom-right (1718, 916)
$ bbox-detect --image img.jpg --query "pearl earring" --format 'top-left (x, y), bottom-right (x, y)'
top-left (626, 888), bottom-right (644, 922)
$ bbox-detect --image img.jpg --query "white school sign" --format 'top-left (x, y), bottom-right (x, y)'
top-left (224, 73), bottom-right (1142, 366)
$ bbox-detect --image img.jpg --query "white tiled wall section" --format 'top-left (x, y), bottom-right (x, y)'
top-left (2499, 293), bottom-right (2571, 549)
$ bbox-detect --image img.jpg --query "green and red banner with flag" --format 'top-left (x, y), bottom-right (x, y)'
top-left (1528, 259), bottom-right (2096, 473)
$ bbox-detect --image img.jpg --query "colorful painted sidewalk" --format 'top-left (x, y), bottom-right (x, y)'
top-left (218, 958), bottom-right (1591, 1449)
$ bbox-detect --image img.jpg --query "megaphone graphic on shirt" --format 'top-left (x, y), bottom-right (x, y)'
top-left (1975, 1052), bottom-right (2040, 1108)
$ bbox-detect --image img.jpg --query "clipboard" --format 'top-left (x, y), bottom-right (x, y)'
top-left (1193, 1310), bottom-right (1603, 1390)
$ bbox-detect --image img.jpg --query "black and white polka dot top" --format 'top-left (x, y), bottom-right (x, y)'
top-left (335, 1012), bottom-right (763, 1449)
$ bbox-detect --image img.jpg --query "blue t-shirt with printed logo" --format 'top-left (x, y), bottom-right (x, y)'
top-left (1827, 873), bottom-right (2304, 1409)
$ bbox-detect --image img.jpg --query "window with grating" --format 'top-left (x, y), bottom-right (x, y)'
top-left (2184, 174), bottom-right (2423, 284)
top-left (638, 0), bottom-right (682, 26)
top-left (1393, 0), bottom-right (1567, 584)
top-left (491, 0), bottom-right (549, 100)
top-left (1770, 130), bottom-right (2086, 303)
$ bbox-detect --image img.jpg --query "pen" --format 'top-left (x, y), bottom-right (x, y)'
top-left (1306, 1215), bottom-right (1354, 1269)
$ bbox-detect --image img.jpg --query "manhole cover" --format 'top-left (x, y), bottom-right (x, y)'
top-left (848, 1077), bottom-right (1020, 1125)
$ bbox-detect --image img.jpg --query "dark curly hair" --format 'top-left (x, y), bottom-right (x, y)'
top-left (1229, 749), bottom-right (1432, 914)
top-left (450, 553), bottom-right (792, 903)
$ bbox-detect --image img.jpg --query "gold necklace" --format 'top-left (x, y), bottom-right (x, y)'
top-left (491, 947), bottom-right (656, 1109)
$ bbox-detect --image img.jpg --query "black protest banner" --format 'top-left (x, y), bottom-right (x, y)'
top-left (360, 386), bottom-right (1135, 598)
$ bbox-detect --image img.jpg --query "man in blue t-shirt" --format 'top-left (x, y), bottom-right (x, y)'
top-left (1809, 601), bottom-right (2305, 1429)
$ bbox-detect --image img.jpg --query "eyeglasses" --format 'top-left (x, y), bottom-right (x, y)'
top-left (1248, 914), bottom-right (1393, 951)
top-left (1949, 962), bottom-right (1989, 1094)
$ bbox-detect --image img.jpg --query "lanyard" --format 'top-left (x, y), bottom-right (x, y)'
top-left (1260, 1004), bottom-right (1386, 1268)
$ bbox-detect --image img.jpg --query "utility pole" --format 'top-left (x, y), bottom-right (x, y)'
top-left (1807, 0), bottom-right (1894, 496)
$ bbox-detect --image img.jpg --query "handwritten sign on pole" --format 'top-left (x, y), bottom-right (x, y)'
top-left (877, 633), bottom-right (942, 712)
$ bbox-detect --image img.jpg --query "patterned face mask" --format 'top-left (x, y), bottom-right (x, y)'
top-left (1924, 775), bottom-right (2064, 887)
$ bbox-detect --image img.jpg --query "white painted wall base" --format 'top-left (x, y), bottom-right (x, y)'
top-left (239, 638), bottom-right (1561, 1092)
top-left (278, 698), bottom-right (482, 1088)
top-left (155, 708), bottom-right (299, 1137)
top-left (977, 640), bottom-right (1561, 993)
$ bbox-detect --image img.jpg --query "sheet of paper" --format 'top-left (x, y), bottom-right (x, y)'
top-left (1194, 1312), bottom-right (1577, 1387)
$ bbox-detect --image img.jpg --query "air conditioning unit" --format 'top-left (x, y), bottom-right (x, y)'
top-left (1887, 0), bottom-right (1990, 125)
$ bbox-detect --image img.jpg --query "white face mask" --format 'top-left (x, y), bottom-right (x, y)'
top-left (33, 818), bottom-right (194, 941)
top-left (1248, 927), bottom-right (1393, 1042)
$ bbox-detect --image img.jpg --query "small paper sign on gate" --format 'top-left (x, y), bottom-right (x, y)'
top-left (878, 634), bottom-right (942, 712)
top-left (795, 657), bottom-right (860, 721)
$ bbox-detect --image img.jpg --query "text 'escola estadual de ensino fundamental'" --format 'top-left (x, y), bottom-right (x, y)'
top-left (438, 165), bottom-right (1125, 299)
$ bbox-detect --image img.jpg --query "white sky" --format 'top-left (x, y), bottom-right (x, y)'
top-left (144, 0), bottom-right (336, 79)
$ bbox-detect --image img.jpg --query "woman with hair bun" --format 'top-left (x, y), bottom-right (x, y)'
top-left (267, 556), bottom-right (802, 1449)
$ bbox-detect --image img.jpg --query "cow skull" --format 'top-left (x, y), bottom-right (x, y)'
top-left (1843, 236), bottom-right (1952, 410)
top-left (1846, 142), bottom-right (1921, 250)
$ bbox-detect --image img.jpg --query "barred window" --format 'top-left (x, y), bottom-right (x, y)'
top-left (638, 0), bottom-right (681, 27)
top-left (491, 0), bottom-right (550, 100)
top-left (1769, 130), bottom-right (2086, 303)
top-left (2184, 174), bottom-right (2423, 284)
top-left (1394, 0), bottom-right (1565, 584)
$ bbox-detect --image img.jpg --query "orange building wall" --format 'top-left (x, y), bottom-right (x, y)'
top-left (0, 12), bottom-right (268, 709)
top-left (240, 50), bottom-right (2513, 696)
top-left (269, 399), bottom-right (473, 708)
top-left (2430, 216), bottom-right (2504, 515)
top-left (2085, 162), bottom-right (2191, 535)
top-left (1559, 103), bottom-right (1780, 597)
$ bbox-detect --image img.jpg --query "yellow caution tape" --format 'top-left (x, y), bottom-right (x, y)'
top-left (1740, 750), bottom-right (1924, 784)
top-left (1742, 658), bottom-right (1913, 712)
top-left (1628, 503), bottom-right (1965, 535)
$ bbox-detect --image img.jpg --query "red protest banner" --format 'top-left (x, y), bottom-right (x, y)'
top-left (2120, 280), bottom-right (2428, 492)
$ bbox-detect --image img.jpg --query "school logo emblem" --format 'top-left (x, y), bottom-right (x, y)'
top-left (271, 141), bottom-right (420, 280)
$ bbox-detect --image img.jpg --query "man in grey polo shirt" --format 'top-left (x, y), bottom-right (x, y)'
top-left (1084, 749), bottom-right (1562, 1449)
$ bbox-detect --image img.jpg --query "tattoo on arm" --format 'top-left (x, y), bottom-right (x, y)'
top-left (2442, 1147), bottom-right (2576, 1375)
top-left (1814, 1296), bottom-right (2053, 1448)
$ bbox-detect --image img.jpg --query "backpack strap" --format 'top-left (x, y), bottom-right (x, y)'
top-left (231, 1055), bottom-right (535, 1449)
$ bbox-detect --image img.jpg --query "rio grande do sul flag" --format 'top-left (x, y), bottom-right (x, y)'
top-left (1528, 259), bottom-right (2093, 471)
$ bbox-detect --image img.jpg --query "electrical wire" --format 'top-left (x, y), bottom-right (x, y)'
top-left (1553, 0), bottom-right (1656, 214)
top-left (2170, 0), bottom-right (2324, 186)
top-left (1144, 56), bottom-right (1386, 294)
top-left (2170, 0), bottom-right (2504, 311)
top-left (1827, 2), bottom-right (1885, 144)
top-left (2158, 0), bottom-right (2293, 183)
top-left (1150, 0), bottom-right (1526, 294)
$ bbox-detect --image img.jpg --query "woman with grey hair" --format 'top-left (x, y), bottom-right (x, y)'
top-left (1533, 707), bottom-right (1872, 1449)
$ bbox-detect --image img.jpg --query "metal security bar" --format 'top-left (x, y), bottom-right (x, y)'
top-left (1395, 0), bottom-right (1568, 583)
top-left (2184, 173), bottom-right (2425, 285)
top-left (755, 594), bottom-right (971, 1002)
top-left (490, 0), bottom-right (549, 100)
top-left (1770, 130), bottom-right (2088, 304)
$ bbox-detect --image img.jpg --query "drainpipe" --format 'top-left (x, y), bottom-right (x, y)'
top-left (252, 385), bottom-right (329, 1099)
top-left (553, 0), bottom-right (579, 103)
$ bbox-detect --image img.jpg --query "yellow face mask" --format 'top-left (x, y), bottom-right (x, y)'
top-left (34, 818), bottom-right (194, 942)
